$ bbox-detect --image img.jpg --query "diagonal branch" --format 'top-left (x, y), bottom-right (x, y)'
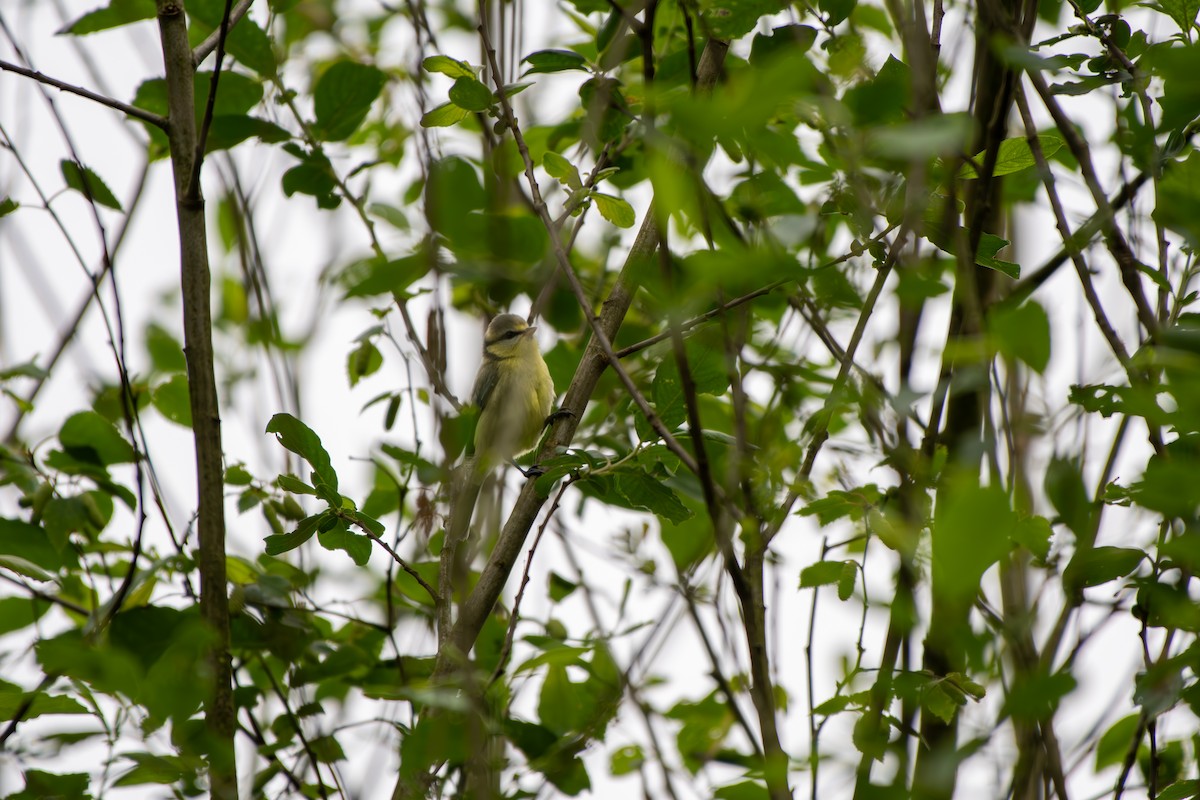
top-left (0, 59), bottom-right (167, 129)
top-left (192, 0), bottom-right (255, 66)
top-left (435, 37), bottom-right (731, 676)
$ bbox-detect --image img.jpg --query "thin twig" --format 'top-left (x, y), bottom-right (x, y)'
top-left (488, 478), bottom-right (574, 686)
top-left (188, 0), bottom-right (237, 201)
top-left (192, 0), bottom-right (256, 66)
top-left (0, 572), bottom-right (89, 615)
top-left (356, 523), bottom-right (439, 605)
top-left (770, 229), bottom-right (908, 539)
top-left (0, 59), bottom-right (168, 129)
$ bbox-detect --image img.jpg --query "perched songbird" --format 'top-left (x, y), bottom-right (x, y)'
top-left (470, 313), bottom-right (555, 472)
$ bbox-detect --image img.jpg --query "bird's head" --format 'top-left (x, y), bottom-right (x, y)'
top-left (483, 313), bottom-right (538, 359)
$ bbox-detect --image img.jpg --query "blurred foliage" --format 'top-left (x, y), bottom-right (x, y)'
top-left (3, 0), bottom-right (1200, 796)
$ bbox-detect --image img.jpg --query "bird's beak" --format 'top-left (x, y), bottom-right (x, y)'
top-left (525, 326), bottom-right (538, 335)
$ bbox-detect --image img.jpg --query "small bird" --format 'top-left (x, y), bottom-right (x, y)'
top-left (470, 313), bottom-right (555, 472)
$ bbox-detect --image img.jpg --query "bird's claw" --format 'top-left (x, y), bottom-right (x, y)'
top-left (511, 460), bottom-right (547, 479)
top-left (543, 408), bottom-right (576, 429)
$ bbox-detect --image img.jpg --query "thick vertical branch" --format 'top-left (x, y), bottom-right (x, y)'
top-left (915, 0), bottom-right (1036, 795)
top-left (154, 3), bottom-right (237, 798)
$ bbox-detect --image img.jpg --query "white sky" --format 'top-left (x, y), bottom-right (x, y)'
top-left (0, 0), bottom-right (1185, 798)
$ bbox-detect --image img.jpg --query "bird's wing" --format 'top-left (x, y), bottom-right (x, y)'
top-left (472, 359), bottom-right (499, 411)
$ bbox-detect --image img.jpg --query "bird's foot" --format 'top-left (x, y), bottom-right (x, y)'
top-left (543, 408), bottom-right (576, 429)
top-left (511, 460), bottom-right (547, 479)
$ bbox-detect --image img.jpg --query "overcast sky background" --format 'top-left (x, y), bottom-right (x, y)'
top-left (0, 0), bottom-right (1176, 796)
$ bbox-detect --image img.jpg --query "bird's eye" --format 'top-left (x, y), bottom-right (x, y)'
top-left (504, 330), bottom-right (522, 340)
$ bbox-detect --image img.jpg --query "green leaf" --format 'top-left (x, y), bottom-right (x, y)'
top-left (1064, 546), bottom-right (1144, 593)
top-left (1004, 669), bottom-right (1077, 720)
top-left (61, 0), bottom-right (155, 34)
top-left (923, 683), bottom-right (963, 724)
top-left (1013, 515), bottom-right (1053, 561)
top-left (1044, 457), bottom-right (1093, 542)
top-left (813, 695), bottom-right (851, 715)
top-left (614, 471), bottom-right (692, 523)
top-left (522, 49), bottom-right (589, 75)
top-left (312, 61), bottom-right (387, 141)
top-left (989, 301), bottom-right (1051, 372)
top-left (339, 253), bottom-right (432, 298)
top-left (60, 160), bottom-right (123, 210)
top-left (448, 76), bottom-right (494, 112)
top-left (263, 514), bottom-right (322, 556)
top-left (715, 781), bottom-right (771, 800)
top-left (151, 375), bottom-right (192, 427)
top-left (960, 135), bottom-right (1063, 179)
top-left (800, 486), bottom-right (883, 525)
top-left (506, 718), bottom-right (592, 794)
top-left (422, 55), bottom-right (478, 79)
top-left (347, 340), bottom-right (383, 387)
top-left (697, 0), bottom-right (789, 38)
top-left (852, 709), bottom-right (888, 759)
top-left (0, 555), bottom-right (53, 582)
top-left (0, 360), bottom-right (46, 380)
top-left (132, 71), bottom-right (265, 155)
top-left (976, 233), bottom-right (1021, 278)
top-left (276, 474), bottom-right (316, 495)
top-left (1154, 152), bottom-right (1200, 248)
top-left (206, 115), bottom-right (290, 151)
top-left (281, 148), bottom-right (340, 208)
top-left (650, 363), bottom-right (686, 432)
top-left (1160, 782), bottom-right (1200, 800)
top-left (0, 596), bottom-right (50, 636)
top-left (113, 753), bottom-right (193, 786)
top-left (931, 475), bottom-right (1015, 610)
top-left (0, 681), bottom-right (89, 722)
top-left (1131, 437), bottom-right (1200, 516)
top-left (1148, 45), bottom-right (1200, 133)
top-left (844, 56), bottom-right (911, 126)
top-left (1149, 0), bottom-right (1200, 34)
top-left (0, 518), bottom-right (77, 571)
top-left (0, 197), bottom-right (17, 218)
top-left (548, 571), bottom-right (578, 602)
top-left (539, 664), bottom-right (582, 733)
top-left (730, 170), bottom-right (806, 220)
top-left (6, 770), bottom-right (91, 800)
top-left (661, 512), bottom-right (714, 570)
top-left (799, 560), bottom-right (844, 588)
top-left (265, 413), bottom-right (338, 491)
top-left (346, 509), bottom-right (385, 537)
top-left (318, 523), bottom-right (371, 566)
top-left (44, 493), bottom-right (112, 546)
top-left (869, 113), bottom-right (973, 160)
top-left (923, 218), bottom-right (1021, 279)
top-left (420, 101), bottom-right (472, 128)
top-left (649, 341), bottom-right (730, 435)
top-left (1095, 714), bottom-right (1140, 770)
top-left (592, 192), bottom-right (635, 228)
top-left (837, 561), bottom-right (857, 600)
top-left (819, 0), bottom-right (857, 25)
top-left (426, 156), bottom-right (486, 238)
top-left (145, 323), bottom-right (187, 373)
top-left (609, 744), bottom-right (644, 775)
top-left (543, 152), bottom-right (583, 190)
top-left (308, 735), bottom-right (346, 763)
top-left (60, 411), bottom-right (135, 465)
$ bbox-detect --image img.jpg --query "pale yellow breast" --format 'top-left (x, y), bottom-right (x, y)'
top-left (475, 348), bottom-right (554, 464)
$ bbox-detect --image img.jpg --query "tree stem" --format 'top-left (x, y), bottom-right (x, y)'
top-left (154, 2), bottom-right (237, 798)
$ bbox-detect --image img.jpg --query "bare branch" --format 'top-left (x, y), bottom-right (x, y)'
top-left (0, 59), bottom-right (167, 129)
top-left (192, 0), bottom-right (255, 66)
